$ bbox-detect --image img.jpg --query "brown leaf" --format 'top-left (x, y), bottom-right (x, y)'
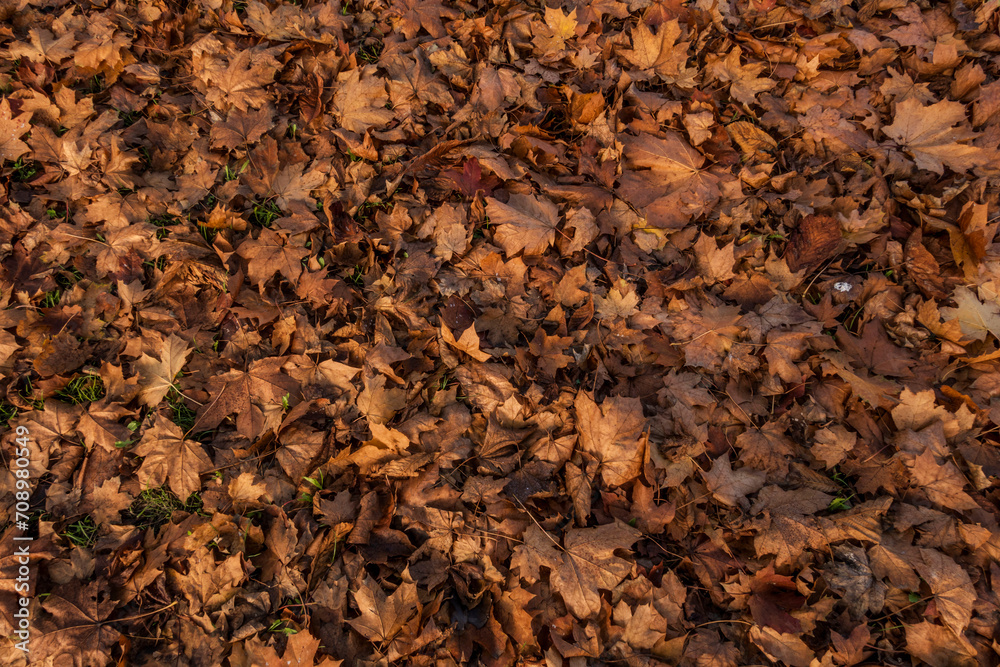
top-left (485, 193), bottom-right (560, 256)
top-left (883, 98), bottom-right (985, 174)
top-left (940, 286), bottom-right (1000, 342)
top-left (726, 120), bottom-right (777, 159)
top-left (704, 454), bottom-right (765, 507)
top-left (133, 416), bottom-right (213, 500)
top-left (333, 67), bottom-right (394, 134)
top-left (913, 548), bottom-right (976, 634)
top-left (754, 514), bottom-right (826, 566)
top-left (0, 97), bottom-right (32, 162)
top-left (197, 359), bottom-right (299, 439)
top-left (33, 581), bottom-right (118, 666)
top-left (9, 28), bottom-right (78, 65)
top-left (909, 449), bottom-right (979, 511)
top-left (389, 0), bottom-right (457, 39)
top-left (705, 48), bottom-right (776, 104)
top-left (255, 628), bottom-right (343, 667)
top-left (210, 106), bottom-right (274, 150)
top-left (237, 227), bottom-right (310, 285)
top-left (749, 565), bottom-right (804, 634)
top-left (905, 622), bottom-right (976, 667)
top-left (204, 47), bottom-right (281, 111)
top-left (511, 521), bottom-right (640, 618)
top-left (694, 232), bottom-right (737, 283)
top-left (34, 331), bottom-right (88, 377)
top-left (620, 20), bottom-right (693, 83)
top-left (134, 334), bottom-right (192, 408)
top-left (749, 625), bottom-right (813, 667)
top-left (357, 374), bottom-right (407, 425)
top-left (575, 392), bottom-right (645, 488)
top-left (349, 576), bottom-right (419, 644)
top-left (810, 425), bottom-right (857, 469)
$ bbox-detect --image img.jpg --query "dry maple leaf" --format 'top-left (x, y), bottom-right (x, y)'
top-left (77, 408), bottom-right (131, 451)
top-left (440, 321), bottom-right (491, 362)
top-left (705, 48), bottom-right (776, 105)
top-left (618, 131), bottom-right (720, 229)
top-left (883, 98), bottom-right (985, 174)
top-left (575, 392), bottom-right (645, 487)
top-left (909, 449), bottom-right (979, 511)
top-left (389, 0), bottom-right (458, 39)
top-left (252, 628), bottom-right (343, 666)
top-left (424, 202), bottom-right (469, 261)
top-left (32, 581), bottom-right (119, 666)
top-left (544, 6), bottom-right (578, 45)
top-left (82, 477), bottom-right (133, 525)
top-left (485, 193), bottom-right (560, 256)
top-left (620, 20), bottom-right (694, 84)
top-left (511, 521), bottom-right (640, 618)
top-left (332, 67), bottom-right (394, 134)
top-left (940, 286), bottom-right (1000, 342)
top-left (534, 6), bottom-right (579, 56)
top-left (595, 280), bottom-right (640, 320)
top-left (269, 163), bottom-right (326, 209)
top-left (749, 565), bottom-right (805, 634)
top-left (913, 548), bottom-right (976, 634)
top-left (133, 415), bottom-right (213, 500)
top-left (811, 425), bottom-right (857, 469)
top-left (349, 576), bottom-right (419, 644)
top-left (905, 621), bottom-right (977, 667)
top-left (754, 514), bottom-right (826, 566)
top-left (169, 548), bottom-right (247, 613)
top-left (210, 106), bottom-right (274, 150)
top-left (94, 223), bottom-right (158, 278)
top-left (204, 47), bottom-right (281, 111)
top-left (357, 374), bottom-right (407, 425)
top-left (694, 232), bottom-right (736, 283)
top-left (749, 625), bottom-right (813, 667)
top-left (0, 97), bottom-right (32, 162)
top-left (440, 158), bottom-right (498, 198)
top-left (529, 329), bottom-right (575, 377)
top-left (34, 330), bottom-right (88, 377)
top-left (237, 227), bottom-right (310, 285)
top-left (227, 471), bottom-right (271, 509)
top-left (704, 454), bottom-right (766, 507)
top-left (135, 333), bottom-right (192, 407)
top-left (9, 28), bottom-right (78, 64)
top-left (197, 358), bottom-right (300, 439)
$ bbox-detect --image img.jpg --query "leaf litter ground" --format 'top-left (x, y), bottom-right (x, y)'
top-left (0, 0), bottom-right (999, 665)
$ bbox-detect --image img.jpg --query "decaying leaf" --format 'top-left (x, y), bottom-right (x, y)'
top-left (575, 392), bottom-right (645, 488)
top-left (348, 576), bottom-right (419, 644)
top-left (883, 98), bottom-right (985, 174)
top-left (133, 416), bottom-right (213, 500)
top-left (135, 334), bottom-right (192, 408)
top-left (512, 521), bottom-right (640, 618)
top-left (486, 193), bottom-right (560, 256)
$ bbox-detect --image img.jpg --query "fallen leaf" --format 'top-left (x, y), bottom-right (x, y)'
top-left (237, 227), bottom-right (310, 285)
top-left (511, 521), bottom-right (640, 618)
top-left (486, 193), bottom-right (560, 256)
top-left (940, 286), bottom-right (1000, 342)
top-left (348, 576), bottom-right (419, 644)
top-left (883, 98), bottom-right (985, 174)
top-left (575, 392), bottom-right (645, 488)
top-left (135, 334), bottom-right (192, 408)
top-left (133, 416), bottom-right (213, 501)
top-left (704, 454), bottom-right (766, 507)
top-left (0, 97), bottom-right (32, 161)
